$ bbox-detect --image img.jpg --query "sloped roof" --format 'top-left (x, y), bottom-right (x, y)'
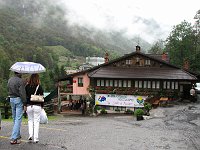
top-left (58, 51), bottom-right (198, 81)
top-left (88, 66), bottom-right (197, 80)
top-left (147, 54), bottom-right (170, 63)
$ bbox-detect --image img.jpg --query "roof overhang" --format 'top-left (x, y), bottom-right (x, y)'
top-left (88, 67), bottom-right (197, 80)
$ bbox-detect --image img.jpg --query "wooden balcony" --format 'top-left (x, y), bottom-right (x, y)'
top-left (60, 86), bottom-right (73, 94)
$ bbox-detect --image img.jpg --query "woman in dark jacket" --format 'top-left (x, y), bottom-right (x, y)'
top-left (25, 74), bottom-right (44, 143)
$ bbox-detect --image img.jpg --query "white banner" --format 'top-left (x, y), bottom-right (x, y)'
top-left (95, 94), bottom-right (148, 107)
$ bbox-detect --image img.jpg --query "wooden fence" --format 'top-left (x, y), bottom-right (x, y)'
top-left (0, 100), bottom-right (54, 119)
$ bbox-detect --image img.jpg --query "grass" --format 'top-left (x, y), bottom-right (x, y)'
top-left (2, 115), bottom-right (58, 124)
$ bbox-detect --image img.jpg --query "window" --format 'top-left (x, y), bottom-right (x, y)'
top-left (144, 81), bottom-right (147, 88)
top-left (163, 81), bottom-right (166, 89)
top-left (109, 80), bottom-right (113, 87)
top-left (175, 82), bottom-right (178, 89)
top-left (135, 81), bottom-right (138, 88)
top-left (167, 81), bottom-right (170, 89)
top-left (106, 80), bottom-right (109, 86)
top-left (136, 57), bottom-right (140, 62)
top-left (128, 80), bottom-right (131, 87)
top-left (101, 80), bottom-right (104, 86)
top-left (123, 80), bottom-right (127, 87)
top-left (97, 80), bottom-right (100, 86)
top-left (148, 81), bottom-right (151, 88)
top-left (139, 81), bottom-right (142, 88)
top-left (126, 59), bottom-right (132, 64)
top-left (78, 77), bottom-right (83, 87)
top-left (114, 80), bottom-right (118, 87)
top-left (152, 81), bottom-right (156, 89)
top-left (171, 82), bottom-right (175, 89)
top-left (119, 80), bottom-right (122, 87)
top-left (145, 59), bottom-right (151, 65)
top-left (135, 57), bottom-right (140, 65)
top-left (156, 81), bottom-right (160, 89)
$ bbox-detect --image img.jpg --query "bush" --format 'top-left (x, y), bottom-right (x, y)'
top-left (115, 108), bottom-right (120, 112)
top-left (144, 102), bottom-right (152, 111)
top-left (100, 108), bottom-right (107, 114)
top-left (134, 109), bottom-right (144, 116)
top-left (94, 105), bottom-right (100, 113)
top-left (125, 109), bottom-right (134, 114)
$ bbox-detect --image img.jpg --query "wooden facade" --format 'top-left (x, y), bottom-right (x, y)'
top-left (58, 46), bottom-right (198, 110)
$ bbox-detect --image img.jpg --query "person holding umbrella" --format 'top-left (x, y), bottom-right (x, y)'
top-left (9, 61), bottom-right (46, 144)
top-left (25, 74), bottom-right (44, 143)
top-left (7, 72), bottom-right (27, 144)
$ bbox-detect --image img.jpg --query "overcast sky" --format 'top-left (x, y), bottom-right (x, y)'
top-left (58, 0), bottom-right (200, 43)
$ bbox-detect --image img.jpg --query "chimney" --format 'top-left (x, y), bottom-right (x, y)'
top-left (162, 52), bottom-right (167, 61)
top-left (183, 58), bottom-right (189, 70)
top-left (104, 52), bottom-right (109, 63)
top-left (136, 45), bottom-right (141, 52)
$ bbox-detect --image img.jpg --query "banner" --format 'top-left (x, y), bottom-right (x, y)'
top-left (95, 94), bottom-right (148, 107)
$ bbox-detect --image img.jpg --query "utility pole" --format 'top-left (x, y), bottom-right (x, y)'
top-left (57, 81), bottom-right (61, 113)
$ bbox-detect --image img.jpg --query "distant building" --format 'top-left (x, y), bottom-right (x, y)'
top-left (86, 57), bottom-right (105, 66)
top-left (79, 63), bottom-right (93, 71)
top-left (66, 69), bottom-right (78, 75)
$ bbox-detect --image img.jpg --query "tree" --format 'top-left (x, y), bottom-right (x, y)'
top-left (165, 21), bottom-right (197, 71)
top-left (148, 40), bottom-right (165, 54)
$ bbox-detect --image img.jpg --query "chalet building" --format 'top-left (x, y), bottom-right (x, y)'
top-left (58, 46), bottom-right (198, 112)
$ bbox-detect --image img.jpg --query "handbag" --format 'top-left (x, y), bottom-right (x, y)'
top-left (30, 85), bottom-right (44, 102)
top-left (40, 108), bottom-right (48, 124)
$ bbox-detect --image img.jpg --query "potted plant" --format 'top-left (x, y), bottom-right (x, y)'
top-left (134, 108), bottom-right (144, 121)
top-left (144, 102), bottom-right (152, 116)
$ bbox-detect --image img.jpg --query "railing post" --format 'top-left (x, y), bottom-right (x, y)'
top-left (4, 106), bottom-right (9, 119)
top-left (57, 81), bottom-right (61, 113)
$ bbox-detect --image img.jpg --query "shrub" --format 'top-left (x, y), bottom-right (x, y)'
top-left (94, 105), bottom-right (100, 113)
top-left (115, 108), bottom-right (120, 112)
top-left (144, 102), bottom-right (152, 111)
top-left (134, 108), bottom-right (144, 116)
top-left (100, 108), bottom-right (107, 114)
top-left (125, 109), bottom-right (134, 114)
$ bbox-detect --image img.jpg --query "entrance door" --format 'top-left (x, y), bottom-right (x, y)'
top-left (180, 84), bottom-right (191, 99)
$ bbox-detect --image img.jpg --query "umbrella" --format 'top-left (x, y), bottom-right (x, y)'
top-left (10, 62), bottom-right (46, 74)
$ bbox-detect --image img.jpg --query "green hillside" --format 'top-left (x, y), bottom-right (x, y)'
top-left (0, 0), bottom-right (151, 101)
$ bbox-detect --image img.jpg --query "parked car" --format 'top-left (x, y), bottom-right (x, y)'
top-left (195, 83), bottom-right (200, 94)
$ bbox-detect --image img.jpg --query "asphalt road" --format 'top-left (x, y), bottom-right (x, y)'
top-left (1, 99), bottom-right (200, 150)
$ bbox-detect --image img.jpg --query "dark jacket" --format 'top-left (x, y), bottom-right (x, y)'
top-left (8, 76), bottom-right (26, 104)
top-left (25, 84), bottom-right (44, 107)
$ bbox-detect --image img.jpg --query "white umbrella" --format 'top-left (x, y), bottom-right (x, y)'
top-left (10, 62), bottom-right (46, 74)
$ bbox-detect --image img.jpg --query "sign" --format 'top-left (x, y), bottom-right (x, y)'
top-left (95, 94), bottom-right (148, 107)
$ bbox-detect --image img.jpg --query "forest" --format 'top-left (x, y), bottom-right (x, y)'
top-left (0, 0), bottom-right (199, 103)
top-left (0, 0), bottom-right (121, 100)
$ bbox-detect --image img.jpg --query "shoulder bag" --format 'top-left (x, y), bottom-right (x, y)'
top-left (30, 85), bottom-right (44, 102)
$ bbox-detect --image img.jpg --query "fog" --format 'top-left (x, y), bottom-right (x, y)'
top-left (1, 0), bottom-right (199, 44)
top-left (55, 0), bottom-right (199, 43)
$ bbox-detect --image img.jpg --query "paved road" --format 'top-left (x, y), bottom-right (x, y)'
top-left (1, 100), bottom-right (200, 150)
